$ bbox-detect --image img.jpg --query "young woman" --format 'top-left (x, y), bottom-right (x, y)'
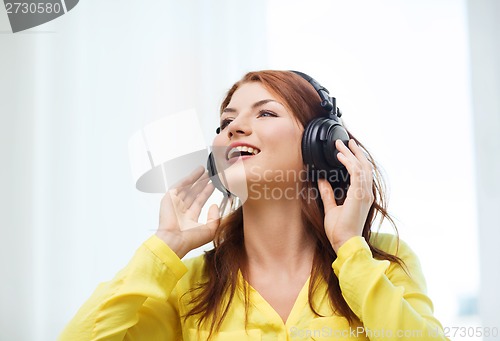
top-left (59, 71), bottom-right (449, 340)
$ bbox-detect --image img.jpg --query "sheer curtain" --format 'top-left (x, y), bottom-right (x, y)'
top-left (265, 1), bottom-right (481, 336)
top-left (467, 0), bottom-right (500, 335)
top-left (0, 1), bottom-right (267, 340)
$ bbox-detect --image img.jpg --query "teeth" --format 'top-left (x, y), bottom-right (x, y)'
top-left (227, 145), bottom-right (261, 159)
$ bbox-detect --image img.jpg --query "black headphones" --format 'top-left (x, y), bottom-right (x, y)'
top-left (207, 71), bottom-right (350, 197)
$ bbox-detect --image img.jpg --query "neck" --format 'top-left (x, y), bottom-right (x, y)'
top-left (241, 195), bottom-right (316, 277)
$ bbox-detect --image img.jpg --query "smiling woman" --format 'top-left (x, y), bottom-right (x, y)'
top-left (58, 71), bottom-right (450, 341)
top-left (210, 81), bottom-right (304, 196)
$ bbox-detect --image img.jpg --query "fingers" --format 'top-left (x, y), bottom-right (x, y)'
top-left (204, 204), bottom-right (221, 238)
top-left (172, 165), bottom-right (205, 196)
top-left (159, 168), bottom-right (221, 250)
top-left (318, 179), bottom-right (337, 209)
top-left (186, 182), bottom-right (216, 219)
top-left (335, 139), bottom-right (373, 176)
top-left (167, 166), bottom-right (215, 220)
top-left (347, 139), bottom-right (373, 173)
top-left (180, 172), bottom-right (210, 208)
top-left (172, 166), bottom-right (209, 207)
top-left (184, 204), bottom-right (221, 248)
top-left (335, 139), bottom-right (374, 202)
top-left (207, 204), bottom-right (220, 222)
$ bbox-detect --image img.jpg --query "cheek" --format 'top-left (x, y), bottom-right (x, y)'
top-left (210, 136), bottom-right (228, 167)
top-left (211, 134), bottom-right (225, 147)
top-left (266, 125), bottom-right (303, 164)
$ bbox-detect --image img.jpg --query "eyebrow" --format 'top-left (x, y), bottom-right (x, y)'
top-left (222, 99), bottom-right (282, 113)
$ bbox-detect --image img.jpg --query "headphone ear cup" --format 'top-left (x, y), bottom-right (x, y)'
top-left (323, 125), bottom-right (349, 169)
top-left (207, 152), bottom-right (231, 197)
top-left (302, 117), bottom-right (349, 172)
top-left (301, 119), bottom-right (316, 171)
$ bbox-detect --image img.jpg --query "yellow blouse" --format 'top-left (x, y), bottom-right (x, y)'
top-left (58, 233), bottom-right (449, 340)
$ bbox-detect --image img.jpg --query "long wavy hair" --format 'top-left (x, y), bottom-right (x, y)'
top-left (181, 71), bottom-right (405, 339)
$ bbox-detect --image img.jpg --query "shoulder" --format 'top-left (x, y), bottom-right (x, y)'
top-left (182, 253), bottom-right (207, 274)
top-left (369, 232), bottom-right (416, 260)
top-left (177, 252), bottom-right (208, 288)
top-left (369, 232), bottom-right (427, 288)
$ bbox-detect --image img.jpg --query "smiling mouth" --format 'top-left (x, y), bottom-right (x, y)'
top-left (226, 145), bottom-right (261, 160)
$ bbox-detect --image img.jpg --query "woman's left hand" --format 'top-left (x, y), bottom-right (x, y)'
top-left (318, 139), bottom-right (375, 253)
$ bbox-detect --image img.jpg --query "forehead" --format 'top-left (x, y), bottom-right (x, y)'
top-left (227, 82), bottom-right (279, 108)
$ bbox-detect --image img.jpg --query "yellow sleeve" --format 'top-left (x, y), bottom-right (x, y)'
top-left (332, 236), bottom-right (449, 341)
top-left (58, 235), bottom-right (188, 341)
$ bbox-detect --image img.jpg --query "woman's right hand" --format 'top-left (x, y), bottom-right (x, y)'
top-left (156, 166), bottom-right (221, 259)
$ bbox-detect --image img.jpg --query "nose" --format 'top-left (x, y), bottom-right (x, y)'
top-left (226, 115), bottom-right (252, 138)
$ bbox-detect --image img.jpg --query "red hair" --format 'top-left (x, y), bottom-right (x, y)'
top-left (182, 71), bottom-right (405, 340)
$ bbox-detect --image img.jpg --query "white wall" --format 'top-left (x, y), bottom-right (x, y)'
top-left (266, 0), bottom-right (479, 333)
top-left (467, 0), bottom-right (500, 337)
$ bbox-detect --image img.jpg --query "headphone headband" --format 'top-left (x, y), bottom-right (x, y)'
top-left (290, 70), bottom-right (342, 120)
